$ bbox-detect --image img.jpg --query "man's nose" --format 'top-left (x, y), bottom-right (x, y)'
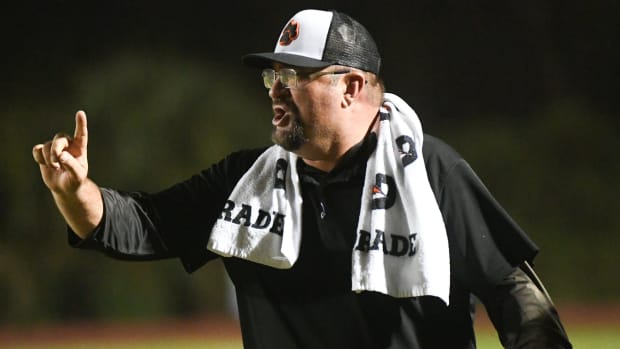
top-left (268, 78), bottom-right (289, 99)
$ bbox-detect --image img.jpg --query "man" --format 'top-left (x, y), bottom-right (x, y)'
top-left (33, 9), bottom-right (572, 349)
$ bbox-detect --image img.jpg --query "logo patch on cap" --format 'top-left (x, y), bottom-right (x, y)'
top-left (279, 20), bottom-right (300, 46)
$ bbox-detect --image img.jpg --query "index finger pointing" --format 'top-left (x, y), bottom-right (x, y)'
top-left (73, 110), bottom-right (88, 149)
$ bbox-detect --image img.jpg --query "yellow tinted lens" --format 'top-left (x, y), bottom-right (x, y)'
top-left (279, 69), bottom-right (297, 88)
top-left (262, 69), bottom-right (275, 88)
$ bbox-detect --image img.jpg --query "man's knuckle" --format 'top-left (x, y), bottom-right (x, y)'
top-left (53, 133), bottom-right (71, 142)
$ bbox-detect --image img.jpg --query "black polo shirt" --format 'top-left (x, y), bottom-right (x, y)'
top-left (71, 133), bottom-right (538, 348)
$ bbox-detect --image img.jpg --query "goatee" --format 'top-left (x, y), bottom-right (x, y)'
top-left (272, 116), bottom-right (308, 151)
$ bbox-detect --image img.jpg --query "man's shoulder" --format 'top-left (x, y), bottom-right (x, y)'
top-left (225, 146), bottom-right (271, 164)
top-left (194, 146), bottom-right (272, 194)
top-left (422, 133), bottom-right (463, 168)
top-left (219, 146), bottom-right (271, 175)
top-left (421, 133), bottom-right (471, 196)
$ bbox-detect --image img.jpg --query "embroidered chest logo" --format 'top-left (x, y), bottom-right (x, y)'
top-left (279, 20), bottom-right (300, 46)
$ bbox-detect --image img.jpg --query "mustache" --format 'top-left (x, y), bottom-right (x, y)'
top-left (271, 96), bottom-right (294, 106)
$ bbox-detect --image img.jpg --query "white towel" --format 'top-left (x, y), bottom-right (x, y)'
top-left (207, 146), bottom-right (303, 269)
top-left (207, 93), bottom-right (450, 304)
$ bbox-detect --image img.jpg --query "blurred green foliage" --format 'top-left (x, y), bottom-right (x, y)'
top-left (1, 48), bottom-right (618, 326)
top-left (435, 99), bottom-right (620, 302)
top-left (2, 52), bottom-right (270, 324)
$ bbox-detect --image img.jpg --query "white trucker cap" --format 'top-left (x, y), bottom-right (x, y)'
top-left (243, 9), bottom-right (381, 74)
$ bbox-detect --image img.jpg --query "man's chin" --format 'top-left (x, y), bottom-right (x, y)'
top-left (272, 129), bottom-right (306, 152)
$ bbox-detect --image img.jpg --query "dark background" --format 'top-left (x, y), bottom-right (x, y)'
top-left (2, 0), bottom-right (618, 324)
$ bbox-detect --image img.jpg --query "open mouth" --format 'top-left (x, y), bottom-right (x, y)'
top-left (272, 105), bottom-right (290, 127)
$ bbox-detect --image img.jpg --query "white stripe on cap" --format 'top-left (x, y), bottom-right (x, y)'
top-left (274, 10), bottom-right (333, 61)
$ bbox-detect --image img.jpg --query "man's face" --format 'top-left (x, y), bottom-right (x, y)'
top-left (270, 92), bottom-right (306, 151)
top-left (268, 64), bottom-right (341, 154)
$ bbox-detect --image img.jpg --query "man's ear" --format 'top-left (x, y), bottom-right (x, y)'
top-left (342, 72), bottom-right (366, 107)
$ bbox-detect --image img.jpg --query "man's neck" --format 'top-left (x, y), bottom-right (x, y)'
top-left (298, 148), bottom-right (348, 172)
top-left (298, 108), bottom-right (380, 172)
top-left (298, 132), bottom-right (376, 173)
top-left (301, 158), bottom-right (338, 173)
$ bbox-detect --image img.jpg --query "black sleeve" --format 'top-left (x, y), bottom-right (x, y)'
top-left (484, 263), bottom-right (572, 348)
top-left (429, 142), bottom-right (570, 347)
top-left (69, 147), bottom-right (267, 273)
top-left (438, 159), bottom-right (539, 297)
top-left (68, 188), bottom-right (181, 261)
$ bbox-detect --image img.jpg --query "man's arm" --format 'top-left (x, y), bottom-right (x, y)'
top-left (32, 111), bottom-right (103, 238)
top-left (427, 148), bottom-right (572, 348)
top-left (51, 178), bottom-right (102, 239)
top-left (32, 110), bottom-right (225, 269)
top-left (482, 263), bottom-right (572, 348)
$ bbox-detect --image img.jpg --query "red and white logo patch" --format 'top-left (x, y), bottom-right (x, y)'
top-left (273, 10), bottom-right (333, 60)
top-left (279, 20), bottom-right (300, 46)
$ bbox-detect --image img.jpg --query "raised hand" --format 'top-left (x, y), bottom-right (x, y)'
top-left (32, 110), bottom-right (89, 194)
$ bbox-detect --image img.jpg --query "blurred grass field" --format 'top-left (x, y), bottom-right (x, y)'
top-left (4, 326), bottom-right (620, 349)
top-left (3, 304), bottom-right (619, 348)
top-left (477, 325), bottom-right (620, 349)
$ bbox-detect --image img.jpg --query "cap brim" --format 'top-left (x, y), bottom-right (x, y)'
top-left (242, 52), bottom-right (334, 70)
